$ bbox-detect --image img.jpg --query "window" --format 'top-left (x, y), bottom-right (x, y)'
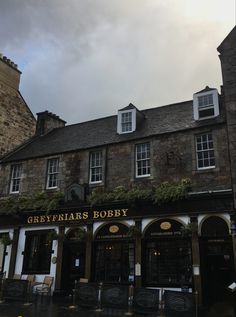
top-left (196, 133), bottom-right (215, 169)
top-left (117, 108), bottom-right (136, 134)
top-left (136, 143), bottom-right (151, 177)
top-left (121, 112), bottom-right (132, 133)
top-left (10, 164), bottom-right (22, 193)
top-left (94, 241), bottom-right (134, 283)
top-left (22, 231), bottom-right (52, 274)
top-left (90, 151), bottom-right (103, 183)
top-left (193, 89), bottom-right (219, 120)
top-left (46, 158), bottom-right (59, 189)
top-left (198, 94), bottom-right (214, 118)
top-left (145, 238), bottom-right (192, 286)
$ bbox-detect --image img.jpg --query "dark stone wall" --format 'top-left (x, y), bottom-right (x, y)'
top-left (218, 26), bottom-right (236, 208)
top-left (0, 123), bottom-right (232, 197)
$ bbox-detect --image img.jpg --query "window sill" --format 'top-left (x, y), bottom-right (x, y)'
top-left (89, 182), bottom-right (103, 187)
top-left (193, 166), bottom-right (219, 174)
top-left (45, 187), bottom-right (59, 191)
top-left (135, 174), bottom-right (151, 179)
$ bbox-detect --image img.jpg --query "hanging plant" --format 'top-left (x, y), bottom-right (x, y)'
top-left (73, 227), bottom-right (86, 241)
top-left (0, 191), bottom-right (65, 215)
top-left (180, 222), bottom-right (198, 237)
top-left (127, 225), bottom-right (141, 238)
top-left (0, 233), bottom-right (12, 246)
top-left (88, 178), bottom-right (191, 207)
top-left (47, 230), bottom-right (59, 241)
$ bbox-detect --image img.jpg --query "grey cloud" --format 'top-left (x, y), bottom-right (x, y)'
top-left (0, 0), bottom-right (233, 124)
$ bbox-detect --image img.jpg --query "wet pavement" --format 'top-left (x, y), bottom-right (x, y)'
top-left (0, 297), bottom-right (235, 317)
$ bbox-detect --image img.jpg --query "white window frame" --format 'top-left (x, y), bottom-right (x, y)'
top-left (193, 89), bottom-right (219, 120)
top-left (117, 109), bottom-right (136, 134)
top-left (46, 158), bottom-right (59, 189)
top-left (10, 164), bottom-right (22, 193)
top-left (89, 151), bottom-right (103, 184)
top-left (196, 133), bottom-right (215, 170)
top-left (136, 143), bottom-right (151, 178)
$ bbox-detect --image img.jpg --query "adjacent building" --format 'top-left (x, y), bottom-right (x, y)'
top-left (0, 54), bottom-right (36, 158)
top-left (0, 26), bottom-right (235, 306)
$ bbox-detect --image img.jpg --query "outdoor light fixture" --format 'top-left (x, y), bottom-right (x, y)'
top-left (192, 264), bottom-right (200, 276)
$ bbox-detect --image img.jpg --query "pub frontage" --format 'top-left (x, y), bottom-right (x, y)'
top-left (0, 188), bottom-right (235, 306)
top-left (0, 26), bottom-right (236, 307)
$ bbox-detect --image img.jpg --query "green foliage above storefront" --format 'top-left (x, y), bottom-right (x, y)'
top-left (0, 178), bottom-right (191, 214)
top-left (88, 178), bottom-right (191, 206)
top-left (0, 191), bottom-right (64, 214)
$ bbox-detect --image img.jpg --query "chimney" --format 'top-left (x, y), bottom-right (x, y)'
top-left (36, 111), bottom-right (66, 136)
top-left (0, 53), bottom-right (21, 90)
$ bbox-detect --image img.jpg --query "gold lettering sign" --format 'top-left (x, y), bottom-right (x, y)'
top-left (109, 225), bottom-right (119, 233)
top-left (26, 209), bottom-right (129, 224)
top-left (160, 221), bottom-right (171, 230)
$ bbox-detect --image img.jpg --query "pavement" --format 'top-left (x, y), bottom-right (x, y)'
top-left (0, 296), bottom-right (235, 317)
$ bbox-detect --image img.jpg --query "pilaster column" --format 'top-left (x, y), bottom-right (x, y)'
top-left (134, 220), bottom-right (142, 288)
top-left (230, 215), bottom-right (236, 279)
top-left (8, 228), bottom-right (20, 278)
top-left (85, 223), bottom-right (93, 281)
top-left (190, 216), bottom-right (202, 306)
top-left (54, 226), bottom-right (65, 290)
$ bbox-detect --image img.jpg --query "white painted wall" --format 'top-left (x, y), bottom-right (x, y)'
top-left (0, 228), bottom-right (14, 277)
top-left (15, 225), bottom-right (58, 291)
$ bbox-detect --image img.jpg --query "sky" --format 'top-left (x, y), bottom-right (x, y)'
top-left (0, 0), bottom-right (235, 124)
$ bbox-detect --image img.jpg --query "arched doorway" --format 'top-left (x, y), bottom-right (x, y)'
top-left (61, 228), bottom-right (86, 293)
top-left (200, 216), bottom-right (234, 304)
top-left (143, 219), bottom-right (192, 288)
top-left (93, 222), bottom-right (135, 284)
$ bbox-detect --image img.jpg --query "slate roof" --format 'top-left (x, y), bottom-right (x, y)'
top-left (1, 99), bottom-right (225, 163)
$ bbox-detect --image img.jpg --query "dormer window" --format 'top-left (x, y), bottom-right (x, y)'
top-left (193, 87), bottom-right (219, 120)
top-left (117, 105), bottom-right (137, 134)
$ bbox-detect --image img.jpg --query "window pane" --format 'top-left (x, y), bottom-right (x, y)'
top-left (10, 164), bottom-right (22, 193)
top-left (136, 143), bottom-right (151, 177)
top-left (90, 151), bottom-right (102, 183)
top-left (121, 112), bottom-right (132, 132)
top-left (145, 239), bottom-right (192, 286)
top-left (23, 231), bottom-right (52, 274)
top-left (47, 158), bottom-right (59, 188)
top-left (196, 133), bottom-right (215, 169)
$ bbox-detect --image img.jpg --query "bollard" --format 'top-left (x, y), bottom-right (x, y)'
top-left (95, 282), bottom-right (103, 312)
top-left (0, 278), bottom-right (4, 304)
top-left (159, 288), bottom-right (165, 317)
top-left (69, 280), bottom-right (77, 309)
top-left (195, 290), bottom-right (198, 317)
top-left (125, 284), bottom-right (134, 315)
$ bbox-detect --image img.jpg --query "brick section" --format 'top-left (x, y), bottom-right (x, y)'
top-left (0, 55), bottom-right (36, 158)
top-left (0, 54), bottom-right (21, 90)
top-left (218, 26), bottom-right (236, 208)
top-left (36, 111), bottom-right (66, 136)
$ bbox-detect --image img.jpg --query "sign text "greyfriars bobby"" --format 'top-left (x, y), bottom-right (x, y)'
top-left (27, 209), bottom-right (128, 224)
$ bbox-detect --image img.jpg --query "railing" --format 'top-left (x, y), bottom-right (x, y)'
top-left (72, 282), bottom-right (197, 316)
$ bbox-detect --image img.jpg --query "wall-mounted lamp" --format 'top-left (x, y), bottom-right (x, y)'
top-left (192, 264), bottom-right (200, 276)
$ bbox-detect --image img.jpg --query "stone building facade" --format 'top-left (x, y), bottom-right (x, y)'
top-left (0, 27), bottom-right (235, 307)
top-left (0, 54), bottom-right (36, 157)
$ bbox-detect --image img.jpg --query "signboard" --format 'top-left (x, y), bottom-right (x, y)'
top-left (133, 288), bottom-right (159, 314)
top-left (101, 285), bottom-right (129, 309)
top-left (27, 209), bottom-right (128, 225)
top-left (164, 290), bottom-right (194, 316)
top-left (76, 283), bottom-right (99, 308)
top-left (2, 279), bottom-right (29, 301)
